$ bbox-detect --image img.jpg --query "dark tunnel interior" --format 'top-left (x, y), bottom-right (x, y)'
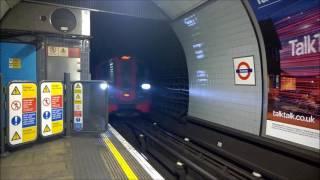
top-left (90, 12), bottom-right (189, 119)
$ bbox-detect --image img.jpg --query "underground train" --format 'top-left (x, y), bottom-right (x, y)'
top-left (98, 56), bottom-right (151, 116)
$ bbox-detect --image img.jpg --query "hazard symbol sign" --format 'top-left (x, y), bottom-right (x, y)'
top-left (11, 101), bottom-right (21, 111)
top-left (43, 97), bottom-right (50, 106)
top-left (11, 131), bottom-right (21, 141)
top-left (43, 85), bottom-right (50, 93)
top-left (43, 125), bottom-right (51, 133)
top-left (11, 86), bottom-right (21, 95)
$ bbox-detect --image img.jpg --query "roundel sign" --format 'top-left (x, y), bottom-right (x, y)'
top-left (233, 56), bottom-right (255, 85)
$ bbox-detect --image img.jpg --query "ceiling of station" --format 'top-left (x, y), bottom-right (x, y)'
top-left (24, 0), bottom-right (168, 20)
top-left (23, 0), bottom-right (208, 21)
top-left (152, 0), bottom-right (207, 20)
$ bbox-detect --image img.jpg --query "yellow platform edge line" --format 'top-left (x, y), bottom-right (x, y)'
top-left (103, 135), bottom-right (138, 180)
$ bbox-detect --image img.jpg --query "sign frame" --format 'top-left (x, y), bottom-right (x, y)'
top-left (71, 80), bottom-right (109, 132)
top-left (39, 80), bottom-right (65, 138)
top-left (72, 81), bottom-right (84, 131)
top-left (7, 81), bottom-right (38, 147)
top-left (233, 55), bottom-right (256, 86)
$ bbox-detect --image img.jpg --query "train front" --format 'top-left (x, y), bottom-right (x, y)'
top-left (108, 56), bottom-right (151, 116)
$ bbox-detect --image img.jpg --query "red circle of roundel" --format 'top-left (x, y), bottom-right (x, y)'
top-left (236, 62), bottom-right (252, 80)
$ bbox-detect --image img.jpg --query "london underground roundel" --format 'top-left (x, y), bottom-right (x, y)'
top-left (233, 56), bottom-right (255, 85)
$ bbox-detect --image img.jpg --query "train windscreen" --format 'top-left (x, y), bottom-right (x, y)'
top-left (121, 62), bottom-right (132, 89)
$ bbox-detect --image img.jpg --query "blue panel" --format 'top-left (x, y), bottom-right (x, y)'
top-left (0, 42), bottom-right (37, 85)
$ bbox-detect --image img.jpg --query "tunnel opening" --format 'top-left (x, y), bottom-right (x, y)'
top-left (90, 11), bottom-right (189, 120)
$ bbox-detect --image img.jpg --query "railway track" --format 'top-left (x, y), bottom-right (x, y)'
top-left (111, 117), bottom-right (267, 180)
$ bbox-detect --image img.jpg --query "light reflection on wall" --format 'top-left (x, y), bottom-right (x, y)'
top-left (184, 14), bottom-right (206, 60)
top-left (184, 14), bottom-right (198, 27)
top-left (196, 70), bottom-right (208, 85)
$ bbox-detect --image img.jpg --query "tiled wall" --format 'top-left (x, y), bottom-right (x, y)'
top-left (172, 0), bottom-right (263, 135)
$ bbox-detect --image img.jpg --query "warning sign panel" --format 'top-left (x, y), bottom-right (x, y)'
top-left (47, 46), bottom-right (59, 56)
top-left (73, 82), bottom-right (83, 131)
top-left (40, 82), bottom-right (64, 137)
top-left (233, 56), bottom-right (255, 85)
top-left (47, 46), bottom-right (77, 57)
top-left (9, 58), bottom-right (22, 69)
top-left (9, 83), bottom-right (37, 146)
top-left (59, 47), bottom-right (69, 57)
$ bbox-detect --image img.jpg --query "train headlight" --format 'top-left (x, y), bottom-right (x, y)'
top-left (100, 83), bottom-right (108, 90)
top-left (141, 83), bottom-right (151, 90)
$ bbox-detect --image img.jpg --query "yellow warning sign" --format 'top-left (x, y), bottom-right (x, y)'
top-left (11, 86), bottom-right (21, 95)
top-left (43, 125), bottom-right (51, 133)
top-left (59, 47), bottom-right (68, 57)
top-left (11, 131), bottom-right (21, 141)
top-left (51, 83), bottom-right (63, 96)
top-left (76, 84), bottom-right (81, 88)
top-left (74, 89), bottom-right (81, 94)
top-left (43, 85), bottom-right (50, 93)
top-left (74, 94), bottom-right (82, 104)
top-left (22, 84), bottom-right (37, 98)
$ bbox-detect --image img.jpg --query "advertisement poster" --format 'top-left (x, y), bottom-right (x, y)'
top-left (249, 0), bottom-right (319, 150)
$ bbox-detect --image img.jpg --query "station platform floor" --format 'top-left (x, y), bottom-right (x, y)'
top-left (0, 125), bottom-right (164, 180)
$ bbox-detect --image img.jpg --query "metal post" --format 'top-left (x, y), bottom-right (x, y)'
top-left (64, 73), bottom-right (71, 137)
top-left (105, 84), bottom-right (109, 131)
top-left (0, 74), bottom-right (9, 156)
top-left (139, 134), bottom-right (147, 153)
top-left (176, 161), bottom-right (187, 180)
top-left (152, 122), bottom-right (159, 135)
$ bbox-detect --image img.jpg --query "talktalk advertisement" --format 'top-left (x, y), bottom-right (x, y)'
top-left (249, 0), bottom-right (319, 150)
